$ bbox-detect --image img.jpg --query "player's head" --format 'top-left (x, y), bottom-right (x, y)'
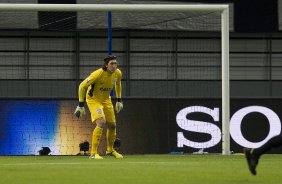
top-left (102, 55), bottom-right (118, 73)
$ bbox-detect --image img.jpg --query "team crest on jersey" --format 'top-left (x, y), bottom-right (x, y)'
top-left (112, 78), bottom-right (117, 84)
top-left (97, 108), bottom-right (102, 114)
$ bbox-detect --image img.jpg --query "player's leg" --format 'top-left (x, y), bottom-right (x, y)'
top-left (87, 101), bottom-right (105, 159)
top-left (106, 122), bottom-right (123, 158)
top-left (104, 102), bottom-right (123, 159)
top-left (106, 122), bottom-right (117, 153)
top-left (90, 117), bottom-right (105, 159)
top-left (245, 134), bottom-right (282, 175)
top-left (244, 148), bottom-right (258, 175)
top-left (253, 134), bottom-right (282, 158)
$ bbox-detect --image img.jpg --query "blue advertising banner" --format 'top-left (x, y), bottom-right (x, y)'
top-left (0, 98), bottom-right (281, 155)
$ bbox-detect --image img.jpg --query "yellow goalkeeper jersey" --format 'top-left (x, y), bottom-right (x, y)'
top-left (78, 68), bottom-right (122, 103)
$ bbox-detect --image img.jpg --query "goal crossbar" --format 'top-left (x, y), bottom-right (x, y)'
top-left (0, 4), bottom-right (228, 12)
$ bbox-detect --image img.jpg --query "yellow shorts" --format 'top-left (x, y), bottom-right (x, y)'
top-left (87, 100), bottom-right (116, 123)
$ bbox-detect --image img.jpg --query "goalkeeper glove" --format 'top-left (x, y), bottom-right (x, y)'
top-left (74, 102), bottom-right (86, 118)
top-left (115, 98), bottom-right (123, 113)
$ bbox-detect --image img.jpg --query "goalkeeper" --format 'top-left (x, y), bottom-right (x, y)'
top-left (74, 55), bottom-right (123, 159)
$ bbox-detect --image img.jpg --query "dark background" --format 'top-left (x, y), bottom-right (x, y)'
top-left (116, 98), bottom-right (282, 154)
top-left (39, 0), bottom-right (279, 32)
top-left (148, 0), bottom-right (279, 32)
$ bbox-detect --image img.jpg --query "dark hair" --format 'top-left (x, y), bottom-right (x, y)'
top-left (102, 55), bottom-right (117, 71)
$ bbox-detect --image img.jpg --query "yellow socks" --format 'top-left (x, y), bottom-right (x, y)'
top-left (90, 126), bottom-right (103, 156)
top-left (90, 126), bottom-right (122, 159)
top-left (106, 128), bottom-right (116, 152)
top-left (106, 128), bottom-right (123, 158)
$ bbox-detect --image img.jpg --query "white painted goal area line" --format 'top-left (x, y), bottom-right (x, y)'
top-left (0, 161), bottom-right (189, 167)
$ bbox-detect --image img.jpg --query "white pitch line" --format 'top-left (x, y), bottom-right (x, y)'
top-left (0, 161), bottom-right (186, 166)
top-left (0, 162), bottom-right (86, 166)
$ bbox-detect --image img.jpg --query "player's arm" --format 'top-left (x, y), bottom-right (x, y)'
top-left (115, 70), bottom-right (123, 113)
top-left (74, 70), bottom-right (100, 118)
top-left (78, 77), bottom-right (93, 103)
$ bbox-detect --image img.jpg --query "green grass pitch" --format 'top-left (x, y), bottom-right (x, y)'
top-left (0, 154), bottom-right (281, 184)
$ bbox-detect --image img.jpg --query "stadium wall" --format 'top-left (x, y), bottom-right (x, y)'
top-left (1, 30), bottom-right (282, 98)
top-left (0, 98), bottom-right (281, 155)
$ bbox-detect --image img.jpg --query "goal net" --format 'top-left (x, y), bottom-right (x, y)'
top-left (0, 3), bottom-right (230, 155)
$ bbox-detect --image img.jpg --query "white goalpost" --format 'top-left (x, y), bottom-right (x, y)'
top-left (0, 3), bottom-right (230, 155)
